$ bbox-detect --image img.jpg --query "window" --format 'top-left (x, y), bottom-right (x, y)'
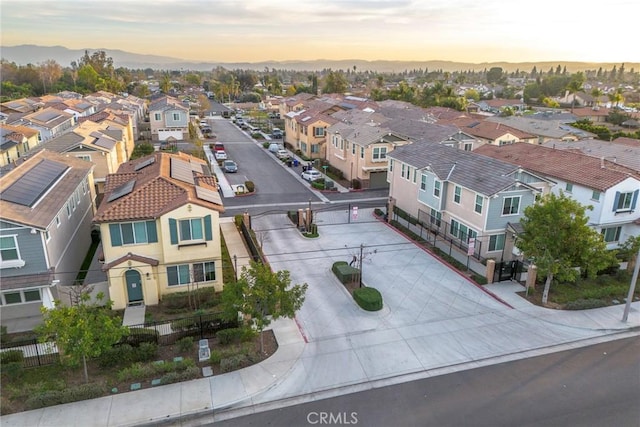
top-left (449, 219), bottom-right (476, 242)
top-left (66, 202), bottom-right (72, 218)
top-left (360, 147), bottom-right (364, 159)
top-left (613, 190), bottom-right (638, 212)
top-left (413, 169), bottom-right (417, 183)
top-left (23, 289), bottom-right (41, 302)
top-left (167, 264), bottom-right (190, 286)
top-left (76, 155), bottom-right (91, 162)
top-left (82, 179), bottom-right (88, 194)
top-left (44, 230), bottom-right (50, 242)
top-left (193, 261), bottom-right (216, 282)
top-left (420, 174), bottom-right (427, 191)
top-left (430, 208), bottom-right (441, 227)
top-left (0, 236), bottom-right (20, 263)
top-left (389, 159), bottom-right (393, 172)
top-left (314, 127), bottom-right (325, 137)
top-left (401, 164), bottom-right (406, 179)
top-left (454, 186), bottom-right (461, 203)
top-left (601, 227), bottom-right (621, 243)
top-left (591, 190), bottom-right (600, 201)
top-left (179, 218), bottom-right (203, 241)
top-left (4, 292), bottom-right (22, 304)
top-left (464, 143), bottom-right (473, 151)
top-left (474, 195), bottom-right (483, 214)
top-left (173, 113), bottom-right (180, 121)
top-left (502, 196), bottom-right (520, 215)
top-left (372, 147), bottom-right (387, 160)
top-left (489, 234), bottom-right (506, 251)
top-left (109, 221), bottom-right (158, 246)
top-left (154, 113), bottom-right (161, 121)
top-left (352, 143), bottom-right (356, 155)
top-left (434, 180), bottom-right (441, 198)
top-left (56, 216), bottom-right (61, 227)
top-left (565, 183), bottom-right (573, 192)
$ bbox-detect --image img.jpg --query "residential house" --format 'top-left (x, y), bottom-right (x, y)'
top-left (447, 118), bottom-right (538, 146)
top-left (36, 120), bottom-right (130, 195)
top-left (0, 150), bottom-right (96, 332)
top-left (570, 106), bottom-right (612, 123)
top-left (93, 152), bottom-right (225, 310)
top-left (476, 143), bottom-right (640, 249)
top-left (80, 109), bottom-right (136, 162)
top-left (10, 107), bottom-right (76, 142)
top-left (540, 138), bottom-right (640, 172)
top-left (148, 96), bottom-right (190, 141)
top-left (387, 143), bottom-right (552, 261)
top-left (485, 116), bottom-right (594, 143)
top-left (291, 110), bottom-right (338, 159)
top-left (0, 124), bottom-right (41, 167)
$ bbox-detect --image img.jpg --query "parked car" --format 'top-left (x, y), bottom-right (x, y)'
top-left (223, 160), bottom-right (238, 173)
top-left (214, 150), bottom-right (228, 161)
top-left (214, 142), bottom-right (224, 151)
top-left (301, 169), bottom-right (322, 181)
top-left (271, 128), bottom-right (283, 139)
top-left (276, 149), bottom-right (290, 160)
top-left (268, 143), bottom-right (283, 153)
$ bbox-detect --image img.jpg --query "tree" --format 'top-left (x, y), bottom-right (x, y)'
top-left (566, 72), bottom-right (585, 112)
top-left (486, 67), bottom-right (504, 84)
top-left (322, 71), bottom-right (348, 94)
top-left (221, 261), bottom-right (307, 352)
top-left (160, 73), bottom-right (172, 93)
top-left (38, 59), bottom-right (62, 93)
top-left (36, 293), bottom-right (128, 383)
top-left (131, 143), bottom-right (155, 159)
top-left (517, 193), bottom-right (617, 304)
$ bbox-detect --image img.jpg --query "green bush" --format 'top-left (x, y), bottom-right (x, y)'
top-left (374, 208), bottom-right (384, 217)
top-left (472, 274), bottom-right (488, 285)
top-left (162, 288), bottom-right (220, 310)
top-left (0, 349), bottom-right (24, 365)
top-left (217, 328), bottom-right (242, 345)
top-left (353, 287), bottom-right (383, 311)
top-left (564, 299), bottom-right (608, 310)
top-left (0, 326), bottom-right (8, 344)
top-left (136, 342), bottom-right (158, 362)
top-left (120, 328), bottom-right (159, 346)
top-left (262, 141), bottom-right (270, 148)
top-left (234, 214), bottom-right (244, 227)
top-left (25, 383), bottom-right (106, 410)
top-left (1, 362), bottom-right (24, 381)
top-left (209, 350), bottom-right (222, 364)
top-left (245, 181), bottom-right (255, 192)
top-left (99, 344), bottom-right (134, 367)
top-left (220, 354), bottom-right (248, 373)
top-left (332, 261), bottom-right (359, 284)
top-left (303, 223), bottom-right (318, 237)
top-left (160, 366), bottom-right (200, 385)
top-left (176, 336), bottom-right (194, 353)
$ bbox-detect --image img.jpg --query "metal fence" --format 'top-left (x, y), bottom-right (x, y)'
top-left (0, 338), bottom-right (59, 368)
top-left (240, 220), bottom-right (263, 263)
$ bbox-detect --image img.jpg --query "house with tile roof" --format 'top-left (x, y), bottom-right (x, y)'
top-left (0, 150), bottom-right (96, 332)
top-left (485, 116), bottom-right (594, 143)
top-left (475, 143), bottom-right (640, 249)
top-left (93, 151), bottom-right (225, 310)
top-left (148, 96), bottom-right (190, 142)
top-left (447, 118), bottom-right (538, 146)
top-left (387, 143), bottom-right (552, 261)
top-left (35, 120), bottom-right (131, 195)
top-left (540, 138), bottom-right (640, 172)
top-left (0, 124), bottom-right (41, 167)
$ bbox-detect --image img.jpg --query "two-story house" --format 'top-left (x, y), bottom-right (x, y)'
top-left (447, 118), bottom-right (538, 146)
top-left (476, 143), bottom-right (640, 249)
top-left (148, 96), bottom-right (190, 142)
top-left (93, 151), bottom-right (225, 310)
top-left (0, 150), bottom-right (96, 332)
top-left (388, 143), bottom-right (551, 261)
top-left (36, 120), bottom-right (130, 195)
top-left (14, 107), bottom-right (76, 142)
top-left (0, 124), bottom-right (41, 167)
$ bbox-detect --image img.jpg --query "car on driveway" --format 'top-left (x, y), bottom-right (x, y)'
top-left (276, 149), bottom-right (290, 160)
top-left (301, 169), bottom-right (322, 181)
top-left (223, 160), bottom-right (238, 173)
top-left (215, 150), bottom-right (228, 161)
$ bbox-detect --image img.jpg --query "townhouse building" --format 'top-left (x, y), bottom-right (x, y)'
top-left (93, 152), bottom-right (225, 310)
top-left (0, 150), bottom-right (96, 332)
top-left (0, 124), bottom-right (41, 167)
top-left (148, 96), bottom-right (189, 142)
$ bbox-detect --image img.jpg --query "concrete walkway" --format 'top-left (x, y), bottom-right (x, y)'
top-left (2, 209), bottom-right (638, 426)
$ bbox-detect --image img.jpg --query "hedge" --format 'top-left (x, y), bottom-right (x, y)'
top-left (25, 383), bottom-right (107, 410)
top-left (332, 261), bottom-right (359, 284)
top-left (353, 287), bottom-right (383, 311)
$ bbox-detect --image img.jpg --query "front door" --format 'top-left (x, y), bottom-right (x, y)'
top-left (125, 270), bottom-right (143, 304)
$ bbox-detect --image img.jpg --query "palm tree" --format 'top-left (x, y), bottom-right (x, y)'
top-left (566, 72), bottom-right (585, 113)
top-left (590, 87), bottom-right (603, 108)
top-left (608, 89), bottom-right (624, 108)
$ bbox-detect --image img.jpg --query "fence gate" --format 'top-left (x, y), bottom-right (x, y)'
top-left (494, 260), bottom-right (524, 283)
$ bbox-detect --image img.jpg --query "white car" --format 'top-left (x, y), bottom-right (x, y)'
top-left (214, 150), bottom-right (227, 161)
top-left (301, 169), bottom-right (322, 181)
top-left (276, 149), bottom-right (290, 160)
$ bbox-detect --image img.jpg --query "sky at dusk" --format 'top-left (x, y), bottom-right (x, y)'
top-left (2, 0), bottom-right (639, 64)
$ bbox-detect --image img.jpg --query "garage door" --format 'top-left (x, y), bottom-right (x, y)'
top-left (369, 171), bottom-right (389, 189)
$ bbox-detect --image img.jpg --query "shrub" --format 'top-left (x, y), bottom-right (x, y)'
top-left (564, 299), bottom-right (608, 310)
top-left (0, 349), bottom-right (24, 365)
top-left (262, 141), bottom-right (270, 149)
top-left (209, 350), bottom-right (222, 364)
top-left (176, 336), bottom-right (194, 353)
top-left (1, 362), bottom-right (24, 381)
top-left (374, 208), bottom-right (384, 217)
top-left (332, 261), bottom-right (359, 284)
top-left (119, 328), bottom-right (159, 346)
top-left (472, 274), bottom-right (488, 285)
top-left (99, 344), bottom-right (134, 367)
top-left (160, 366), bottom-right (200, 385)
top-left (234, 214), bottom-right (244, 227)
top-left (245, 181), bottom-right (255, 192)
top-left (353, 287), bottom-right (383, 311)
top-left (135, 342), bottom-right (158, 362)
top-left (303, 223), bottom-right (318, 238)
top-left (220, 354), bottom-right (248, 373)
top-left (25, 383), bottom-right (106, 410)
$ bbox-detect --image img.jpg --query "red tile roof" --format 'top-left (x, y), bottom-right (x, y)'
top-left (475, 143), bottom-right (640, 191)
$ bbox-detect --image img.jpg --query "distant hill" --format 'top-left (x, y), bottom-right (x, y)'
top-left (1, 44), bottom-right (637, 74)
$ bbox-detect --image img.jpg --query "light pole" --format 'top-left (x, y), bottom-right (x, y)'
top-left (622, 245), bottom-right (640, 322)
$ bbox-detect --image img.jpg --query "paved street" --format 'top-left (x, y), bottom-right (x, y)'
top-left (212, 336), bottom-right (640, 427)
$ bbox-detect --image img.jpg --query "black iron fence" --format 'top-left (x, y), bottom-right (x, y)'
top-left (240, 220), bottom-right (262, 263)
top-left (0, 338), bottom-right (59, 368)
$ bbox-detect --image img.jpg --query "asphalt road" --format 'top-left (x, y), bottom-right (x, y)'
top-left (210, 336), bottom-right (640, 427)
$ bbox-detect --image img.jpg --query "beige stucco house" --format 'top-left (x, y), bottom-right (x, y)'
top-left (0, 124), bottom-right (42, 167)
top-left (93, 151), bottom-right (225, 310)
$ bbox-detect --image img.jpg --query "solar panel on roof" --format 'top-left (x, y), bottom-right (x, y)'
top-left (170, 157), bottom-right (194, 184)
top-left (195, 185), bottom-right (222, 206)
top-left (35, 110), bottom-right (62, 123)
top-left (107, 179), bottom-right (135, 202)
top-left (134, 157), bottom-right (155, 171)
top-left (1, 159), bottom-right (69, 207)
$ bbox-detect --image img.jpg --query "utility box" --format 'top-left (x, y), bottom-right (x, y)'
top-left (198, 339), bottom-right (210, 362)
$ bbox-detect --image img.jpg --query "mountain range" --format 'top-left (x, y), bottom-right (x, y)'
top-left (1, 45), bottom-right (637, 74)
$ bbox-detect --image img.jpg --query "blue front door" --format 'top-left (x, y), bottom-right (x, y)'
top-left (125, 270), bottom-right (143, 304)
